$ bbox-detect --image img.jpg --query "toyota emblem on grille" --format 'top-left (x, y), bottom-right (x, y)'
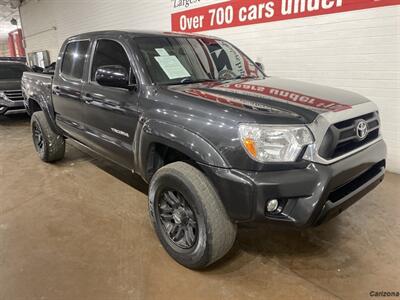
top-left (355, 119), bottom-right (368, 140)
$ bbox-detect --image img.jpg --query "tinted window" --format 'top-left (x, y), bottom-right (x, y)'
top-left (61, 40), bottom-right (90, 79)
top-left (91, 39), bottom-right (130, 80)
top-left (0, 63), bottom-right (29, 80)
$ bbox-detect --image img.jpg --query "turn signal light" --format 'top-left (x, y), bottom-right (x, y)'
top-left (243, 138), bottom-right (257, 158)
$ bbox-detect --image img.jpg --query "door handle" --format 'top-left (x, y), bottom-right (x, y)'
top-left (82, 93), bottom-right (94, 103)
top-left (52, 85), bottom-right (61, 95)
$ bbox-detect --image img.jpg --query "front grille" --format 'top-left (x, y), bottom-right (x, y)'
top-left (3, 90), bottom-right (24, 101)
top-left (319, 111), bottom-right (380, 159)
top-left (328, 160), bottom-right (385, 203)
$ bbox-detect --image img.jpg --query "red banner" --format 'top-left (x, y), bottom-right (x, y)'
top-left (172, 0), bottom-right (400, 32)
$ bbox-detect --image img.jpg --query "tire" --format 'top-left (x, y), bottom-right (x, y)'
top-left (31, 111), bottom-right (65, 162)
top-left (149, 161), bottom-right (237, 269)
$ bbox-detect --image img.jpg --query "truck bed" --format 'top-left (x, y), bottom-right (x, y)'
top-left (21, 71), bottom-right (53, 114)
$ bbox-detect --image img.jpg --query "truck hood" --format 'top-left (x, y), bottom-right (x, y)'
top-left (166, 77), bottom-right (371, 123)
top-left (0, 80), bottom-right (21, 91)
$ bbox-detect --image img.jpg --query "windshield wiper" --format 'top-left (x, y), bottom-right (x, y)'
top-left (176, 78), bottom-right (218, 85)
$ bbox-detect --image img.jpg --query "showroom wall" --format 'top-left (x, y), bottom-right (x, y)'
top-left (19, 0), bottom-right (400, 173)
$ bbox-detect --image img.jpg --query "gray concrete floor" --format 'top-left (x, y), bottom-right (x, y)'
top-left (0, 115), bottom-right (399, 300)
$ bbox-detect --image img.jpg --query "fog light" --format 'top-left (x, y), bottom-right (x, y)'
top-left (266, 199), bottom-right (279, 213)
top-left (0, 106), bottom-right (6, 113)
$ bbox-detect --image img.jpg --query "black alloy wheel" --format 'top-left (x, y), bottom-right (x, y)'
top-left (157, 190), bottom-right (198, 249)
top-left (149, 162), bottom-right (237, 269)
top-left (31, 111), bottom-right (65, 162)
top-left (33, 121), bottom-right (44, 154)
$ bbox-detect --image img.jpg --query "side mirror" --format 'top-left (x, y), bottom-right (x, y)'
top-left (95, 65), bottom-right (135, 90)
top-left (255, 62), bottom-right (265, 72)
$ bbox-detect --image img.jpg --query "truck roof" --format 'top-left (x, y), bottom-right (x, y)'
top-left (66, 30), bottom-right (219, 41)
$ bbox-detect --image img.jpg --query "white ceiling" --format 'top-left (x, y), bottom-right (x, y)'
top-left (0, 0), bottom-right (20, 40)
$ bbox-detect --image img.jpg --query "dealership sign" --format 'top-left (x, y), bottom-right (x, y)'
top-left (172, 0), bottom-right (399, 32)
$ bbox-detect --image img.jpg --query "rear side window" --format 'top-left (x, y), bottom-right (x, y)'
top-left (61, 40), bottom-right (90, 79)
top-left (91, 39), bottom-right (131, 81)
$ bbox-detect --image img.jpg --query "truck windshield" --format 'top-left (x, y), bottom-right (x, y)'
top-left (134, 36), bottom-right (264, 85)
top-left (0, 63), bottom-right (30, 80)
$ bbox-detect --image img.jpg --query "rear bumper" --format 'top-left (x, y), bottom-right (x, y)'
top-left (201, 139), bottom-right (386, 227)
top-left (0, 98), bottom-right (26, 115)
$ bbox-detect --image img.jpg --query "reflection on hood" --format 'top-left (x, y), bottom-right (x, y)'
top-left (212, 82), bottom-right (352, 112)
top-left (183, 88), bottom-right (297, 115)
top-left (167, 77), bottom-right (365, 122)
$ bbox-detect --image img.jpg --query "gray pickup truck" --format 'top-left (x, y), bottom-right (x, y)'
top-left (22, 30), bottom-right (386, 269)
top-left (0, 60), bottom-right (30, 116)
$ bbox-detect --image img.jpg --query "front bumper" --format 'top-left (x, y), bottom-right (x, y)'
top-left (0, 98), bottom-right (26, 115)
top-left (201, 139), bottom-right (386, 227)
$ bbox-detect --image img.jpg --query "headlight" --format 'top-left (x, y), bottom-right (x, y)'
top-left (0, 92), bottom-right (5, 99)
top-left (238, 124), bottom-right (314, 162)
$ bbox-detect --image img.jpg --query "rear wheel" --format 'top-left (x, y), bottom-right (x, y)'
top-left (31, 111), bottom-right (65, 162)
top-left (149, 162), bottom-right (237, 269)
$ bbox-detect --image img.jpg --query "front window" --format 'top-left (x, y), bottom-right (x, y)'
top-left (134, 36), bottom-right (264, 85)
top-left (0, 63), bottom-right (30, 80)
top-left (91, 39), bottom-right (131, 81)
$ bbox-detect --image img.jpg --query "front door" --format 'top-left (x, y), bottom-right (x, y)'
top-left (80, 38), bottom-right (140, 169)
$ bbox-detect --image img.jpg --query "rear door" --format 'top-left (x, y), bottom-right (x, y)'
top-left (80, 37), bottom-right (140, 169)
top-left (52, 39), bottom-right (90, 139)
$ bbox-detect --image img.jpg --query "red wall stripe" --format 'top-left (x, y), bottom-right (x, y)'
top-left (172, 0), bottom-right (400, 32)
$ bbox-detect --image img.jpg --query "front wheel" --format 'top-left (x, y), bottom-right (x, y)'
top-left (149, 162), bottom-right (237, 269)
top-left (31, 111), bottom-right (65, 162)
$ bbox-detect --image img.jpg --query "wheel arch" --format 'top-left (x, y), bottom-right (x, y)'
top-left (27, 97), bottom-right (62, 135)
top-left (136, 119), bottom-right (229, 181)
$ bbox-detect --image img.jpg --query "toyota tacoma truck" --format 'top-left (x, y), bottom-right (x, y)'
top-left (0, 59), bottom-right (30, 116)
top-left (21, 30), bottom-right (386, 269)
